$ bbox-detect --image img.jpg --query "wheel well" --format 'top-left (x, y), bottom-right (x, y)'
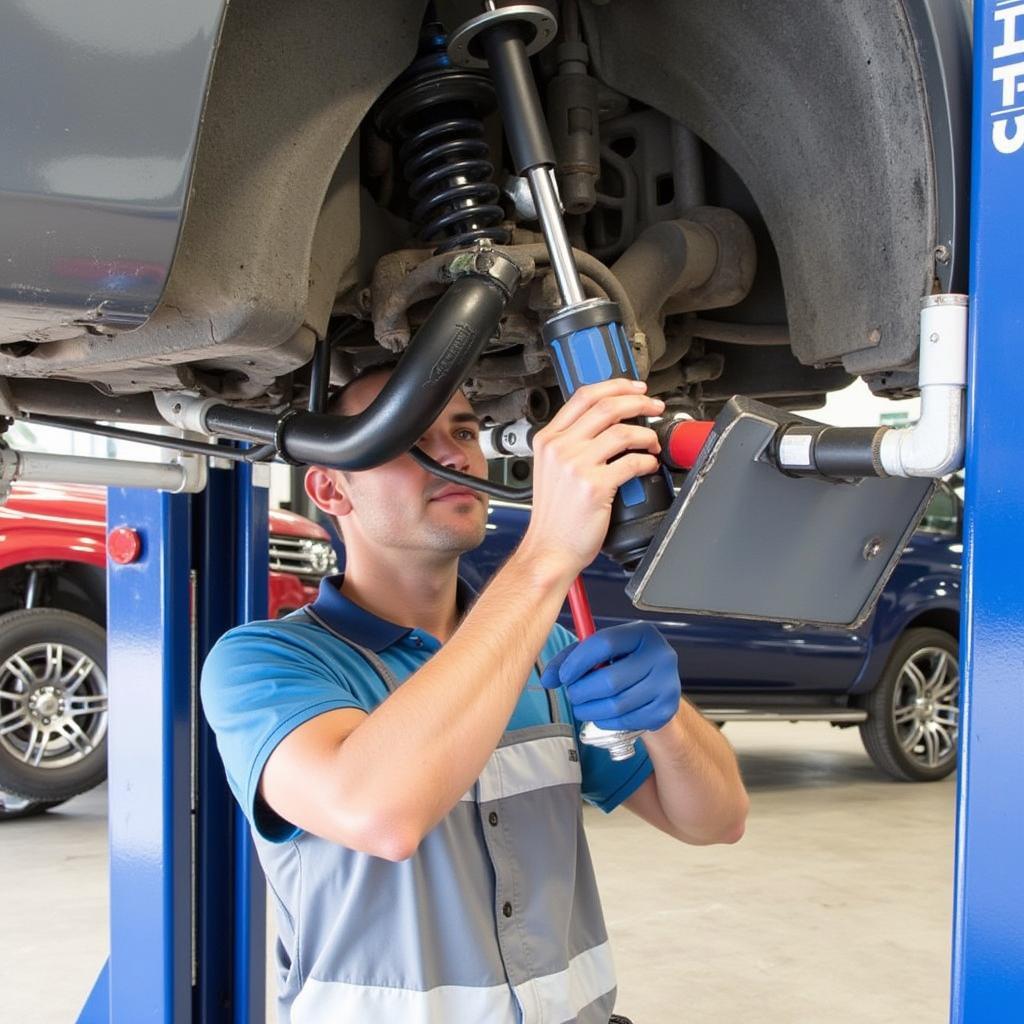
top-left (0, 562), bottom-right (106, 629)
top-left (903, 607), bottom-right (959, 641)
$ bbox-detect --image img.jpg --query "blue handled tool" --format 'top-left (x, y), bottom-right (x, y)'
top-left (449, 2), bottom-right (674, 569)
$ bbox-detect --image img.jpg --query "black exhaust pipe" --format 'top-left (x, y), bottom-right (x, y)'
top-left (204, 256), bottom-right (518, 470)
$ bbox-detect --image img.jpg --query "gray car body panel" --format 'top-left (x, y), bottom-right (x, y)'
top-left (0, 0), bottom-right (227, 339)
top-left (0, 0), bottom-right (971, 405)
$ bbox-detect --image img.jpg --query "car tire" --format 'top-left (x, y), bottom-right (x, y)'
top-left (858, 627), bottom-right (959, 782)
top-left (0, 790), bottom-right (67, 821)
top-left (0, 609), bottom-right (108, 802)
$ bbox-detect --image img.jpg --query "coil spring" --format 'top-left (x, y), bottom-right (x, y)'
top-left (377, 22), bottom-right (510, 253)
top-left (400, 117), bottom-right (507, 252)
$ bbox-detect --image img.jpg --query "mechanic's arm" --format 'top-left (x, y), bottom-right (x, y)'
top-left (542, 623), bottom-right (749, 845)
top-left (626, 700), bottom-right (749, 845)
top-left (260, 379), bottom-right (664, 860)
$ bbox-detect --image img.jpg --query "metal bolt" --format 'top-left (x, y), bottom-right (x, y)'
top-left (862, 537), bottom-right (883, 560)
top-left (934, 244), bottom-right (951, 264)
top-left (607, 738), bottom-right (638, 761)
top-left (42, 717), bottom-right (49, 726)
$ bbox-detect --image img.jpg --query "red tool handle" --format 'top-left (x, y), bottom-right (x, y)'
top-left (567, 576), bottom-right (596, 639)
top-left (662, 419), bottom-right (715, 471)
top-left (566, 570), bottom-right (642, 759)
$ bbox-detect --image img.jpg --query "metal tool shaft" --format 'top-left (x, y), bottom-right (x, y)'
top-left (465, 4), bottom-right (586, 309)
top-left (527, 166), bottom-right (587, 306)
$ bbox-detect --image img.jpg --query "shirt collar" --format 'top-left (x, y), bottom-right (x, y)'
top-left (308, 572), bottom-right (479, 653)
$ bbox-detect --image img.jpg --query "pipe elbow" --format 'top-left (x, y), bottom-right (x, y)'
top-left (880, 385), bottom-right (965, 478)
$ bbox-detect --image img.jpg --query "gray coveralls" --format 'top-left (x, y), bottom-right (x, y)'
top-left (256, 618), bottom-right (621, 1023)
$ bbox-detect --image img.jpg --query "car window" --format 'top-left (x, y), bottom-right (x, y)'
top-left (919, 486), bottom-right (959, 534)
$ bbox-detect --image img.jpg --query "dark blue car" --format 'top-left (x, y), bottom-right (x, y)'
top-left (461, 480), bottom-right (962, 783)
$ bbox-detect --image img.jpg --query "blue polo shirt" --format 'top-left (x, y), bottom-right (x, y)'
top-left (201, 573), bottom-right (653, 842)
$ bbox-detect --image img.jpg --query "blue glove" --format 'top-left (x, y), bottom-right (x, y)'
top-left (540, 622), bottom-right (681, 733)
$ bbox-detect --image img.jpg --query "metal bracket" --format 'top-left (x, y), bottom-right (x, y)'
top-left (154, 391), bottom-right (224, 435)
top-left (448, 3), bottom-right (557, 68)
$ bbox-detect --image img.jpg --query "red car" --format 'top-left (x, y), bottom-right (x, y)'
top-left (0, 483), bottom-right (336, 819)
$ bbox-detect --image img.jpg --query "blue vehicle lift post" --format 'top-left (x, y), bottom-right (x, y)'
top-left (79, 0), bottom-right (1024, 1018)
top-left (78, 461), bottom-right (268, 1023)
top-left (951, 1), bottom-right (1024, 1019)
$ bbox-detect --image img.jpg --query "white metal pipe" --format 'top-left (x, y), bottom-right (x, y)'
top-left (0, 449), bottom-right (206, 494)
top-left (879, 294), bottom-right (968, 478)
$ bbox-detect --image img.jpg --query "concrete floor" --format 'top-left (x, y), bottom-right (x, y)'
top-left (1, 722), bottom-right (955, 1024)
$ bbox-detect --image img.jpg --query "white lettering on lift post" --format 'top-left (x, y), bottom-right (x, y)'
top-left (993, 2), bottom-right (1024, 153)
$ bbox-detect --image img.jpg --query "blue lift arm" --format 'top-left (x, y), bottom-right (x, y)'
top-left (951, 2), bottom-right (1024, 1019)
top-left (78, 462), bottom-right (268, 1023)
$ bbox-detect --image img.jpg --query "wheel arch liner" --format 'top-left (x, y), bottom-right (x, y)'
top-left (580, 0), bottom-right (970, 378)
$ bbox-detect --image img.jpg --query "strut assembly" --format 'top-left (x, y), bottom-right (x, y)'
top-left (375, 15), bottom-right (510, 253)
top-left (164, 0), bottom-right (676, 566)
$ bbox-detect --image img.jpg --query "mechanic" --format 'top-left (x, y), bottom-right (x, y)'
top-left (201, 370), bottom-right (749, 1024)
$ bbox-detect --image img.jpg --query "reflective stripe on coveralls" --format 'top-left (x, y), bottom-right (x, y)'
top-left (253, 607), bottom-right (618, 1024)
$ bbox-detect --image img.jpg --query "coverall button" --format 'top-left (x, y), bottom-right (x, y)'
top-left (489, 811), bottom-right (499, 826)
top-left (502, 901), bottom-right (513, 918)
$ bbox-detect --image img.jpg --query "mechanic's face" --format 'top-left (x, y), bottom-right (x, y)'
top-left (305, 371), bottom-right (489, 560)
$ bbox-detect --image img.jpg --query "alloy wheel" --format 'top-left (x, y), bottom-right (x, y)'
top-left (891, 646), bottom-right (959, 771)
top-left (0, 642), bottom-right (108, 770)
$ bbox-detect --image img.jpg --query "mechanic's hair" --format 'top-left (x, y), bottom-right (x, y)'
top-left (327, 359), bottom-right (401, 417)
top-left (319, 359), bottom-right (400, 538)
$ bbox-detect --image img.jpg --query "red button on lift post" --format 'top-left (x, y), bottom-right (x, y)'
top-left (107, 526), bottom-right (143, 565)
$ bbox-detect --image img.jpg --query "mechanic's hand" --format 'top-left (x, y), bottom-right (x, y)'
top-left (540, 621), bottom-right (681, 733)
top-left (520, 380), bottom-right (663, 580)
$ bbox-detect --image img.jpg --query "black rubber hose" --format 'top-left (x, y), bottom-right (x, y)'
top-left (204, 405), bottom-right (278, 443)
top-left (20, 414), bottom-right (255, 463)
top-left (812, 426), bottom-right (888, 479)
top-left (245, 443), bottom-right (280, 463)
top-left (408, 446), bottom-right (532, 502)
top-left (768, 424), bottom-right (888, 480)
top-left (205, 273), bottom-right (511, 469)
top-left (308, 336), bottom-right (333, 414)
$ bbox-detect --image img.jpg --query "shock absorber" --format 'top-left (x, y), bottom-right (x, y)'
top-left (375, 14), bottom-right (511, 253)
top-left (449, 2), bottom-right (675, 568)
top-left (450, 2), bottom-right (676, 760)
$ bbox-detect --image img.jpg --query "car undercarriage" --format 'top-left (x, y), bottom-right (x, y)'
top-left (0, 0), bottom-right (970, 438)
